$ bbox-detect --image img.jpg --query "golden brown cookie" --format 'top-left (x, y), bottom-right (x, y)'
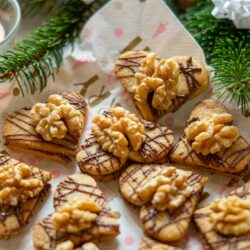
top-left (170, 99), bottom-right (250, 174)
top-left (139, 235), bottom-right (181, 250)
top-left (119, 164), bottom-right (207, 242)
top-left (32, 174), bottom-right (120, 250)
top-left (129, 120), bottom-right (174, 163)
top-left (194, 181), bottom-right (250, 250)
top-left (77, 109), bottom-right (173, 181)
top-left (115, 50), bottom-right (209, 121)
top-left (120, 164), bottom-right (164, 206)
top-left (0, 154), bottom-right (52, 239)
top-left (76, 135), bottom-right (124, 178)
top-left (3, 91), bottom-right (87, 163)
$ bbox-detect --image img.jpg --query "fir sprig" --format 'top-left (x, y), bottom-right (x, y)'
top-left (180, 0), bottom-right (235, 61)
top-left (181, 0), bottom-right (250, 115)
top-left (0, 0), bottom-right (108, 95)
top-left (211, 36), bottom-right (250, 115)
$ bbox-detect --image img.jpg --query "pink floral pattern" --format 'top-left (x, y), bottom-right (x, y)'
top-left (153, 22), bottom-right (168, 39)
top-left (0, 92), bottom-right (9, 99)
top-left (124, 236), bottom-right (135, 246)
top-left (115, 27), bottom-right (124, 37)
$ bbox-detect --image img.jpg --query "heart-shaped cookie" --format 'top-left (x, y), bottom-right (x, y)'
top-left (0, 154), bottom-right (52, 239)
top-left (171, 99), bottom-right (250, 174)
top-left (32, 174), bottom-right (120, 250)
top-left (77, 108), bottom-right (174, 181)
top-left (3, 91), bottom-right (87, 163)
top-left (119, 163), bottom-right (207, 242)
top-left (194, 181), bottom-right (250, 250)
top-left (115, 50), bottom-right (209, 121)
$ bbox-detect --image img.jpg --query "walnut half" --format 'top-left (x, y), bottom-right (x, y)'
top-left (136, 167), bottom-right (193, 212)
top-left (134, 53), bottom-right (179, 112)
top-left (210, 196), bottom-right (250, 236)
top-left (31, 94), bottom-right (84, 141)
top-left (52, 196), bottom-right (101, 233)
top-left (92, 107), bottom-right (146, 159)
top-left (186, 113), bottom-right (239, 155)
top-left (55, 241), bottom-right (99, 250)
top-left (0, 163), bottom-right (44, 206)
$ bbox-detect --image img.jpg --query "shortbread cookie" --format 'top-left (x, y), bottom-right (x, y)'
top-left (129, 120), bottom-right (174, 163)
top-left (120, 164), bottom-right (164, 206)
top-left (119, 164), bottom-right (207, 242)
top-left (32, 174), bottom-right (120, 250)
top-left (77, 135), bottom-right (123, 177)
top-left (0, 154), bottom-right (52, 239)
top-left (77, 108), bottom-right (173, 180)
top-left (139, 235), bottom-right (181, 250)
top-left (115, 50), bottom-right (209, 121)
top-left (3, 91), bottom-right (87, 162)
top-left (194, 181), bottom-right (250, 250)
top-left (171, 99), bottom-right (250, 174)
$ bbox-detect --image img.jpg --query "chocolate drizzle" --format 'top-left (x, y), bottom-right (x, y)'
top-left (115, 52), bottom-right (147, 78)
top-left (77, 135), bottom-right (122, 177)
top-left (59, 90), bottom-right (87, 116)
top-left (54, 176), bottom-right (106, 209)
top-left (178, 57), bottom-right (202, 95)
top-left (120, 164), bottom-right (163, 204)
top-left (131, 120), bottom-right (174, 163)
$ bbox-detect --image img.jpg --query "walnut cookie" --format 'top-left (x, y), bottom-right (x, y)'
top-left (3, 91), bottom-right (87, 163)
top-left (119, 164), bottom-right (208, 242)
top-left (76, 107), bottom-right (174, 181)
top-left (115, 50), bottom-right (210, 121)
top-left (32, 174), bottom-right (120, 250)
top-left (194, 181), bottom-right (250, 250)
top-left (170, 99), bottom-right (250, 174)
top-left (0, 154), bottom-right (52, 239)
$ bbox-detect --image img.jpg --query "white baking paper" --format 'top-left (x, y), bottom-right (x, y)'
top-left (0, 0), bottom-right (249, 249)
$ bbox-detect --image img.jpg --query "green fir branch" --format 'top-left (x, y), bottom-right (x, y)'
top-left (211, 36), bottom-right (250, 115)
top-left (0, 0), bottom-right (108, 95)
top-left (181, 0), bottom-right (250, 115)
top-left (180, 0), bottom-right (235, 61)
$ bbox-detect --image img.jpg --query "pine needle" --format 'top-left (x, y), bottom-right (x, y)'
top-left (0, 0), bottom-right (108, 95)
top-left (181, 0), bottom-right (250, 115)
top-left (211, 36), bottom-right (250, 115)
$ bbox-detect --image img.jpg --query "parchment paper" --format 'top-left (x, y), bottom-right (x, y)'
top-left (0, 0), bottom-right (249, 249)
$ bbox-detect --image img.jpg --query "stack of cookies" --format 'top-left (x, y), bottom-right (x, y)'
top-left (0, 50), bottom-right (249, 250)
